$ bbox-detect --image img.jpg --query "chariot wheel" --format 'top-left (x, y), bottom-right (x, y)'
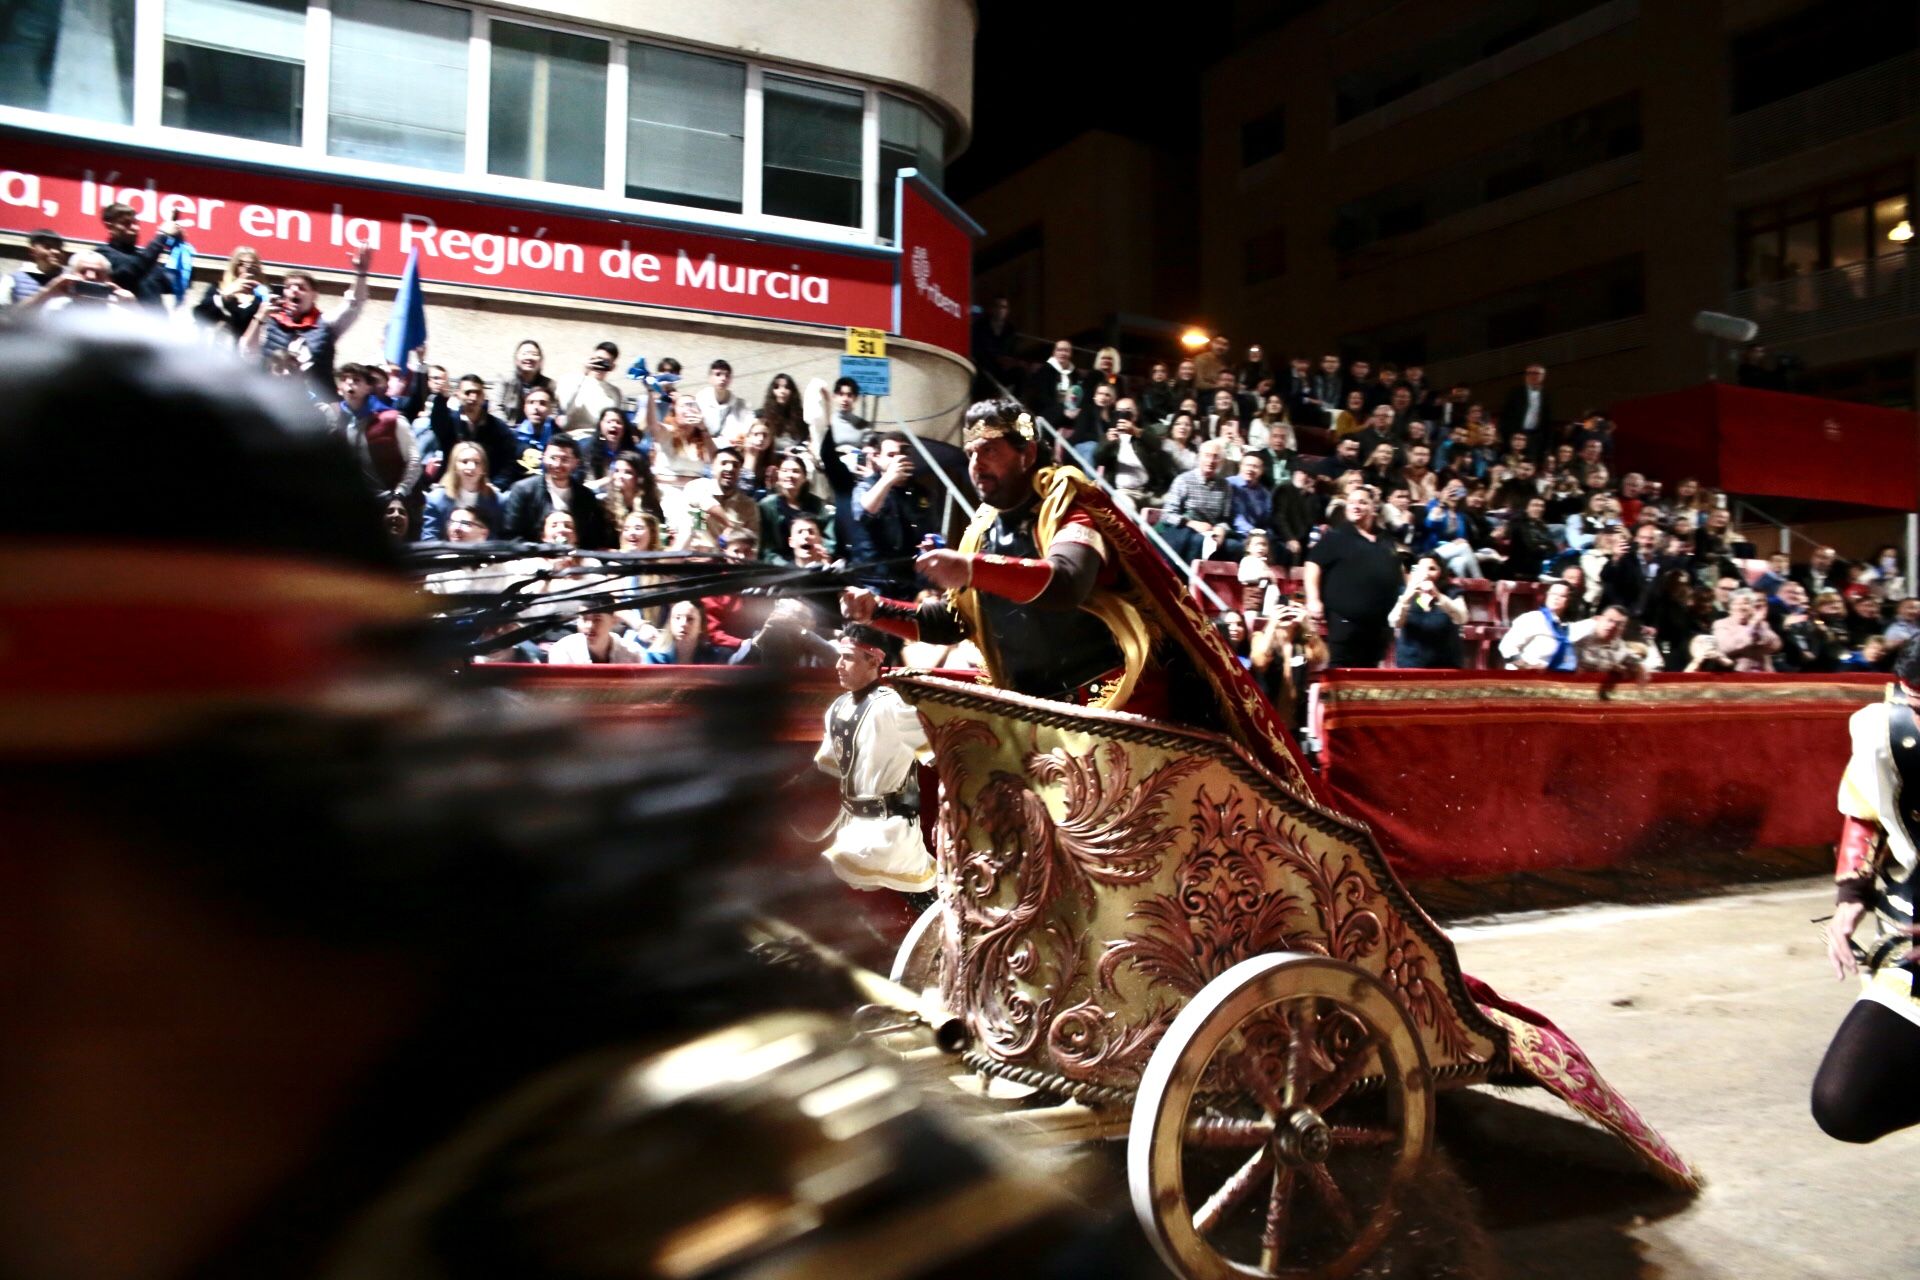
top-left (888, 901), bottom-right (943, 993)
top-left (1128, 953), bottom-right (1433, 1279)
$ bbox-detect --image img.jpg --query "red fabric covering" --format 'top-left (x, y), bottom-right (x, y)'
top-left (1318, 669), bottom-right (1884, 879)
top-left (1610, 383), bottom-right (1919, 510)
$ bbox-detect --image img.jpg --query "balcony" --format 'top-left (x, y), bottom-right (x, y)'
top-left (1726, 246), bottom-right (1918, 345)
top-left (1729, 51), bottom-right (1920, 172)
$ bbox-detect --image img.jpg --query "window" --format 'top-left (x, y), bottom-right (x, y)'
top-left (328, 0), bottom-right (468, 172)
top-left (878, 94), bottom-right (944, 240)
top-left (0, 0), bottom-right (136, 122)
top-left (1736, 167), bottom-right (1912, 286)
top-left (1729, 0), bottom-right (1918, 114)
top-left (163, 0), bottom-right (304, 145)
top-left (488, 22), bottom-right (606, 188)
top-left (626, 44), bottom-right (745, 212)
top-left (1243, 228), bottom-right (1287, 285)
top-left (762, 74), bottom-right (863, 228)
top-left (1240, 105), bottom-right (1286, 168)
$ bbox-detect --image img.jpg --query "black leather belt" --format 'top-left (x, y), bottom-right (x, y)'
top-left (844, 794), bottom-right (918, 820)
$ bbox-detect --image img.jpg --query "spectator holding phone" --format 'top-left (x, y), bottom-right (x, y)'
top-left (4, 229), bottom-right (64, 306)
top-left (1389, 554), bottom-right (1467, 669)
top-left (242, 245), bottom-right (370, 393)
top-left (192, 246), bottom-right (269, 342)
top-left (18, 249), bottom-right (134, 311)
top-left (97, 202), bottom-right (180, 308)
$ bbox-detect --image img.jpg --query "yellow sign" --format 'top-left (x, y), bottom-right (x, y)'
top-left (846, 327), bottom-right (887, 358)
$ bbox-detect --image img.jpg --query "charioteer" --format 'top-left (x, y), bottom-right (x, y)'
top-left (840, 398), bottom-right (1168, 717)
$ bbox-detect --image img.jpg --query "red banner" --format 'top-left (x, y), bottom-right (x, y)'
top-left (0, 128), bottom-right (896, 330)
top-left (893, 175), bottom-right (975, 356)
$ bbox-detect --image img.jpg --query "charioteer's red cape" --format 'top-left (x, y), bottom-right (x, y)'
top-left (942, 466), bottom-right (1696, 1188)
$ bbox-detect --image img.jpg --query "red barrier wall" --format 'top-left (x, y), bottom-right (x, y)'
top-left (1315, 670), bottom-right (1883, 879)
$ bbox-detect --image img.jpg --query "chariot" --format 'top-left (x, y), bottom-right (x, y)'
top-left (865, 672), bottom-right (1695, 1280)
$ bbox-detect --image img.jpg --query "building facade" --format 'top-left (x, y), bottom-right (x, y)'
top-left (0, 0), bottom-right (979, 437)
top-left (1200, 0), bottom-right (1917, 417)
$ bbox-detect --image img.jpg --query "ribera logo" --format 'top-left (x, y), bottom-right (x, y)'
top-left (910, 244), bottom-right (962, 319)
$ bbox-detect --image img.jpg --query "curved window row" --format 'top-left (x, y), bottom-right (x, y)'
top-left (0, 0), bottom-right (946, 244)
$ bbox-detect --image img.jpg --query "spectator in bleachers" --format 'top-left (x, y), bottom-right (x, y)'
top-left (1251, 596), bottom-right (1327, 723)
top-left (1251, 393), bottom-right (1294, 452)
top-left (507, 387), bottom-right (571, 484)
top-left (549, 610), bottom-right (647, 665)
top-left (1379, 487), bottom-right (1421, 560)
top-left (1795, 545), bottom-right (1849, 597)
top-left (557, 343), bottom-right (624, 433)
top-left (736, 420), bottom-right (779, 497)
top-left (1139, 360), bottom-right (1178, 423)
top-left (4, 228), bottom-right (63, 305)
top-left (1499, 362), bottom-right (1553, 457)
top-left (1835, 587), bottom-right (1881, 652)
top-left (1642, 567), bottom-right (1703, 669)
top-left (1305, 487), bottom-right (1402, 667)
top-left (579, 406), bottom-right (640, 483)
top-left (1503, 495), bottom-right (1559, 581)
top-left (1160, 410), bottom-right (1200, 474)
top-left (1076, 381), bottom-right (1119, 463)
top-left (1021, 338), bottom-right (1085, 430)
top-left (646, 599), bottom-right (731, 666)
top-left (1269, 465), bottom-right (1321, 568)
top-left (501, 435), bottom-right (612, 548)
top-left (1389, 555), bottom-right (1466, 669)
top-left (1601, 522), bottom-right (1674, 618)
top-left (852, 432), bottom-right (937, 597)
top-left (595, 450), bottom-right (662, 530)
top-left (1228, 452), bottom-right (1273, 546)
top-left (420, 373), bottom-right (519, 489)
top-left (1842, 634), bottom-right (1893, 673)
top-left (970, 296), bottom-right (1021, 395)
top-left (1864, 544), bottom-right (1907, 600)
top-left (98, 202), bottom-right (181, 308)
top-left (1094, 408), bottom-right (1174, 512)
top-left (242, 246), bottom-right (369, 392)
top-left (761, 453), bottom-right (837, 565)
top-left (1558, 563), bottom-right (1596, 622)
top-left (1213, 610), bottom-right (1253, 668)
top-left (1575, 605), bottom-right (1660, 678)
top-left (1159, 440), bottom-right (1236, 563)
top-left (651, 391), bottom-right (718, 527)
top-left (1421, 479), bottom-right (1482, 579)
top-left (1358, 440), bottom-right (1401, 494)
top-left (1398, 443), bottom-right (1440, 505)
top-left (1191, 334), bottom-right (1232, 389)
top-left (759, 372), bottom-right (808, 451)
top-left (1778, 587), bottom-right (1846, 673)
top-left (696, 358), bottom-right (755, 444)
top-left (675, 446), bottom-right (759, 552)
top-left (328, 363), bottom-right (420, 498)
top-left (1883, 598), bottom-right (1920, 654)
top-left (1500, 581), bottom-right (1581, 671)
top-left (191, 246), bottom-right (270, 343)
top-left (495, 339), bottom-right (555, 427)
top-left (421, 442), bottom-right (503, 541)
top-left (786, 514), bottom-right (835, 569)
top-left (1711, 588), bottom-right (1782, 672)
top-left (1309, 437), bottom-right (1365, 484)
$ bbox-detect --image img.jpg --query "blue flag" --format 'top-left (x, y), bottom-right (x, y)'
top-left (384, 247), bottom-right (428, 368)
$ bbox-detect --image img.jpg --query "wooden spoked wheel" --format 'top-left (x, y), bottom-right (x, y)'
top-left (888, 901), bottom-right (943, 994)
top-left (1128, 953), bottom-right (1433, 1279)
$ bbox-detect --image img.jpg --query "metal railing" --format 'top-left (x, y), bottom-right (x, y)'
top-left (1729, 51), bottom-right (1920, 172)
top-left (1725, 246), bottom-right (1918, 346)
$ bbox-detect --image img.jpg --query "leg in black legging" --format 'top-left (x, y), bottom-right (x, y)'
top-left (1810, 997), bottom-right (1920, 1143)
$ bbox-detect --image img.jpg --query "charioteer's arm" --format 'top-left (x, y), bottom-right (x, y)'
top-left (839, 523), bottom-right (1106, 642)
top-left (1828, 727), bottom-right (1890, 978)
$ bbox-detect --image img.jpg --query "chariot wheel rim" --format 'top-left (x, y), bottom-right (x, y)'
top-left (1128, 953), bottom-right (1433, 1279)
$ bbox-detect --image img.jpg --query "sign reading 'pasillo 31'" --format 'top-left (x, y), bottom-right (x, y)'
top-left (0, 129), bottom-right (898, 331)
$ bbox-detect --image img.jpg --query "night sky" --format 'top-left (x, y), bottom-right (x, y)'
top-left (947, 1), bottom-right (1232, 202)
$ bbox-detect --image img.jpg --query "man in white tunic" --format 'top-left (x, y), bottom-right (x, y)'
top-left (814, 626), bottom-right (934, 893)
top-left (1812, 641), bottom-right (1920, 1142)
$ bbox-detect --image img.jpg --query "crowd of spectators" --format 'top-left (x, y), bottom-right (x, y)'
top-left (976, 301), bottom-right (1914, 677)
top-left (9, 209), bottom-right (1908, 680)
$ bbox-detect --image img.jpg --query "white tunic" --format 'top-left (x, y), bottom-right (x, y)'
top-left (814, 684), bottom-right (934, 892)
top-left (1837, 695), bottom-right (1920, 1025)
